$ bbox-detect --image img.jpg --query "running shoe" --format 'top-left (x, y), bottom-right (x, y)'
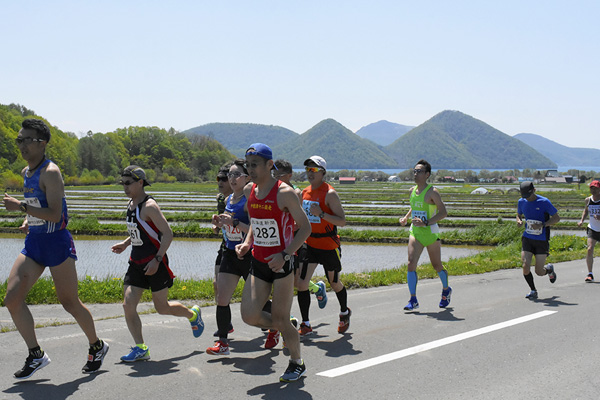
top-left (403, 297), bottom-right (419, 311)
top-left (265, 330), bottom-right (280, 349)
top-left (585, 274), bottom-right (594, 283)
top-left (14, 353), bottom-right (51, 379)
top-left (439, 287), bottom-right (453, 308)
top-left (120, 346), bottom-right (150, 362)
top-left (315, 280), bottom-right (328, 309)
top-left (298, 322), bottom-right (313, 337)
top-left (338, 308), bottom-right (352, 334)
top-left (279, 360), bottom-right (306, 382)
top-left (190, 305), bottom-right (204, 338)
top-left (213, 324), bottom-right (234, 337)
top-left (206, 340), bottom-right (230, 356)
top-left (525, 290), bottom-right (538, 299)
top-left (82, 340), bottom-right (109, 373)
top-left (546, 264), bottom-right (557, 284)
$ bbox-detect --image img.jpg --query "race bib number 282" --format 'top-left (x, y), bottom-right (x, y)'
top-left (251, 218), bottom-right (281, 247)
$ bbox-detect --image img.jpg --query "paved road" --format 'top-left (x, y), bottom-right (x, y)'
top-left (1, 259), bottom-right (598, 399)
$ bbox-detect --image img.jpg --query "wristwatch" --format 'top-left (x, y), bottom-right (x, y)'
top-left (19, 202), bottom-right (28, 213)
top-left (233, 219), bottom-right (240, 228)
top-left (154, 255), bottom-right (163, 262)
top-left (281, 251), bottom-right (291, 261)
top-left (424, 220), bottom-right (429, 226)
top-left (319, 212), bottom-right (325, 218)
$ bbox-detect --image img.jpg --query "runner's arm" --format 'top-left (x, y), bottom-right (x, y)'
top-left (578, 197), bottom-right (590, 227)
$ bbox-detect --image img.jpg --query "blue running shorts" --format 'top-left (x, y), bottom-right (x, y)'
top-left (21, 229), bottom-right (78, 267)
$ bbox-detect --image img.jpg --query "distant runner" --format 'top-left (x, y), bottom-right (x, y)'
top-left (577, 180), bottom-right (600, 282)
top-left (516, 181), bottom-right (559, 299)
top-left (399, 159), bottom-right (451, 311)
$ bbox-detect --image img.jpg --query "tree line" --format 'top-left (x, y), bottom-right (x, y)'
top-left (0, 103), bottom-right (233, 189)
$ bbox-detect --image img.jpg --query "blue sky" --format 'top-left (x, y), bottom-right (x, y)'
top-left (2, 1), bottom-right (598, 149)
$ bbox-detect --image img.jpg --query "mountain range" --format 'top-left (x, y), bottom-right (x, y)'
top-left (514, 133), bottom-right (600, 168)
top-left (183, 110), bottom-right (570, 169)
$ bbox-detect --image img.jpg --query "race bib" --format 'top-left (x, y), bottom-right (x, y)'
top-left (525, 219), bottom-right (544, 235)
top-left (127, 221), bottom-right (143, 246)
top-left (251, 218), bottom-right (281, 247)
top-left (412, 210), bottom-right (428, 225)
top-left (589, 205), bottom-right (600, 217)
top-left (223, 224), bottom-right (243, 242)
top-left (24, 198), bottom-right (44, 226)
top-left (303, 200), bottom-right (321, 224)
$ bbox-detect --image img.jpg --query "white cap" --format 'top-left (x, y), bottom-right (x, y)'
top-left (304, 155), bottom-right (327, 170)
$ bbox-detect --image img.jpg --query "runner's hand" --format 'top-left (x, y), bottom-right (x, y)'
top-left (144, 259), bottom-right (159, 276)
top-left (3, 193), bottom-right (20, 211)
top-left (265, 252), bottom-right (284, 273)
top-left (235, 242), bottom-right (250, 258)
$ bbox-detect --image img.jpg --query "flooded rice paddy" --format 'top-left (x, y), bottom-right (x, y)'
top-left (0, 237), bottom-right (488, 282)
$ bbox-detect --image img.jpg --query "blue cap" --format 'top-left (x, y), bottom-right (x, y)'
top-left (246, 143), bottom-right (273, 160)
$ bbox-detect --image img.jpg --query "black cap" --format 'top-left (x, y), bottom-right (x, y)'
top-left (520, 181), bottom-right (534, 198)
top-left (122, 165), bottom-right (150, 187)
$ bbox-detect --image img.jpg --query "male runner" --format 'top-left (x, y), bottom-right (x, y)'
top-left (3, 119), bottom-right (108, 379)
top-left (296, 156), bottom-right (350, 336)
top-left (111, 166), bottom-right (204, 362)
top-left (516, 181), bottom-right (559, 299)
top-left (399, 159), bottom-right (451, 311)
top-left (578, 180), bottom-right (600, 282)
top-left (273, 159), bottom-right (327, 312)
top-left (235, 143), bottom-right (311, 382)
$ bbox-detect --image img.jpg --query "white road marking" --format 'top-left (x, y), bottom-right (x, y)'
top-left (317, 310), bottom-right (557, 378)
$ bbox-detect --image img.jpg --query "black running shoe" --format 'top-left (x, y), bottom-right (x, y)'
top-left (279, 360), bottom-right (306, 382)
top-left (14, 353), bottom-right (51, 379)
top-left (82, 340), bottom-right (109, 374)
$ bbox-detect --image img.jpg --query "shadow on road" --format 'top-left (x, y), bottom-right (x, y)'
top-left (207, 350), bottom-right (278, 376)
top-left (532, 296), bottom-right (578, 307)
top-left (4, 371), bottom-right (105, 400)
top-left (247, 377), bottom-right (312, 400)
top-left (121, 350), bottom-right (202, 377)
top-left (411, 308), bottom-right (466, 321)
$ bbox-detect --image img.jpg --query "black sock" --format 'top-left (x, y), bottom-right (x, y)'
top-left (524, 273), bottom-right (536, 291)
top-left (298, 290), bottom-right (311, 322)
top-left (29, 346), bottom-right (43, 359)
top-left (216, 305), bottom-right (231, 340)
top-left (90, 339), bottom-right (103, 351)
top-left (335, 287), bottom-right (348, 313)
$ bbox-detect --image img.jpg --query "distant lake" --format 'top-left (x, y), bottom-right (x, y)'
top-left (294, 166), bottom-right (600, 174)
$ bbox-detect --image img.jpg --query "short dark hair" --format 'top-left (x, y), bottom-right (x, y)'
top-left (22, 119), bottom-right (51, 142)
top-left (217, 162), bottom-right (233, 179)
top-left (274, 159), bottom-right (293, 174)
top-left (415, 159), bottom-right (431, 174)
top-left (232, 159), bottom-right (248, 175)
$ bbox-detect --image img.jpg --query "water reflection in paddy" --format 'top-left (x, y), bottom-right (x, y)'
top-left (0, 237), bottom-right (489, 281)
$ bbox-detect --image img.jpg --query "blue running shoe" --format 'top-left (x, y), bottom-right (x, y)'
top-left (190, 305), bottom-right (204, 338)
top-left (315, 280), bottom-right (328, 309)
top-left (439, 287), bottom-right (452, 308)
top-left (120, 346), bottom-right (150, 362)
top-left (403, 297), bottom-right (419, 311)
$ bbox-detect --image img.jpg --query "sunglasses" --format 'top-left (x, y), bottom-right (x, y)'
top-left (413, 169), bottom-right (426, 174)
top-left (216, 176), bottom-right (228, 182)
top-left (305, 167), bottom-right (323, 173)
top-left (15, 137), bottom-right (45, 145)
top-left (228, 172), bottom-right (248, 179)
top-left (119, 180), bottom-right (137, 186)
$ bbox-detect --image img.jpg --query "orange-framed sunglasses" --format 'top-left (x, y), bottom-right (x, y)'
top-left (305, 167), bottom-right (323, 173)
